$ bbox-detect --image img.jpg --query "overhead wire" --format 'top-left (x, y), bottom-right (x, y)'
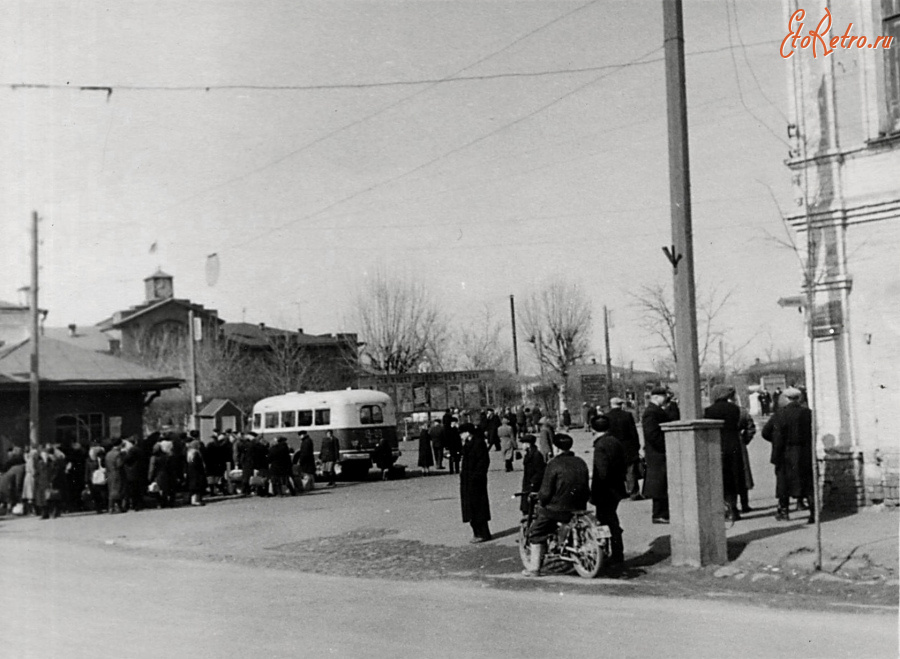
top-left (227, 46), bottom-right (665, 250)
top-left (723, 0), bottom-right (791, 147)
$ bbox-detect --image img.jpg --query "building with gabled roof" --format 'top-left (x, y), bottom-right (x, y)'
top-left (0, 336), bottom-right (181, 451)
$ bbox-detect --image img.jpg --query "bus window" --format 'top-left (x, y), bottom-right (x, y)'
top-left (314, 409), bottom-right (331, 426)
top-left (360, 405), bottom-right (383, 425)
top-left (281, 410), bottom-right (296, 428)
top-left (297, 410), bottom-right (313, 427)
top-left (253, 413), bottom-right (261, 430)
top-left (265, 412), bottom-right (279, 429)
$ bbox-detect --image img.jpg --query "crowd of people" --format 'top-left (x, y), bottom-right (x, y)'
top-left (0, 428), bottom-right (355, 519)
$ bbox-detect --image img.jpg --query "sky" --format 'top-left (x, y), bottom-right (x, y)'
top-left (0, 0), bottom-right (807, 371)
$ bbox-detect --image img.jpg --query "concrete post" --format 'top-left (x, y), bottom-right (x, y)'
top-left (661, 419), bottom-right (726, 567)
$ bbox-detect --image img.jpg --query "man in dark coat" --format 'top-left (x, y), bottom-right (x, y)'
top-left (459, 424), bottom-right (491, 543)
top-left (762, 387), bottom-right (813, 522)
top-left (443, 419), bottom-right (462, 475)
top-left (293, 431), bottom-right (316, 476)
top-left (642, 387), bottom-right (671, 523)
top-left (429, 420), bottom-right (445, 470)
top-left (523, 433), bottom-right (590, 577)
top-left (236, 432), bottom-right (256, 496)
top-left (518, 434), bottom-right (545, 515)
top-left (268, 436), bottom-right (295, 496)
top-left (481, 409), bottom-right (502, 452)
top-left (606, 397), bottom-right (642, 500)
top-left (122, 439), bottom-right (147, 512)
top-left (703, 384), bottom-right (745, 521)
top-left (590, 415), bottom-right (627, 564)
top-left (63, 441), bottom-right (87, 512)
top-left (319, 430), bottom-right (341, 487)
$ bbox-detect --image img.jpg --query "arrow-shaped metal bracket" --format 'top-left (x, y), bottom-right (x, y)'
top-left (662, 245), bottom-right (682, 272)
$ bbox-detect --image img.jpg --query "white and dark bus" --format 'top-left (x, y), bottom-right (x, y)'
top-left (250, 389), bottom-right (399, 477)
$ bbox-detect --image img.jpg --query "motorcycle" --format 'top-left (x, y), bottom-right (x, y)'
top-left (515, 492), bottom-right (611, 578)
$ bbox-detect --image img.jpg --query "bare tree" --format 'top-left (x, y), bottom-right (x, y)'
top-left (351, 270), bottom-right (448, 374)
top-left (519, 279), bottom-right (593, 416)
top-left (631, 283), bottom-right (746, 375)
top-left (454, 305), bottom-right (511, 371)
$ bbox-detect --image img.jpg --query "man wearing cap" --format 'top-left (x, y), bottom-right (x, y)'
top-left (762, 387), bottom-right (813, 522)
top-left (703, 384), bottom-right (745, 521)
top-left (642, 387), bottom-right (671, 523)
top-left (518, 434), bottom-right (545, 515)
top-left (522, 433), bottom-right (590, 576)
top-left (606, 397), bottom-right (642, 500)
top-left (590, 415), bottom-right (627, 564)
top-left (459, 424), bottom-right (492, 543)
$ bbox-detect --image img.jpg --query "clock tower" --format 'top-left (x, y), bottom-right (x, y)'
top-left (144, 269), bottom-right (174, 302)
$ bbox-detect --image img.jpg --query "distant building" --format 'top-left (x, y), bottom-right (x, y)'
top-left (96, 269), bottom-right (223, 358)
top-left (222, 322), bottom-right (359, 391)
top-left (783, 0), bottom-right (900, 508)
top-left (0, 337), bottom-right (181, 451)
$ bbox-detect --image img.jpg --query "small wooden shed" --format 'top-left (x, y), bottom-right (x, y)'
top-left (198, 399), bottom-right (244, 442)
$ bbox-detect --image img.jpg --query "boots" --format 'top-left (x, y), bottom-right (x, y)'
top-left (522, 541), bottom-right (545, 577)
top-left (775, 507), bottom-right (790, 521)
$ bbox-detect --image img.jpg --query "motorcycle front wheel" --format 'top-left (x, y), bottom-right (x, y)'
top-left (572, 519), bottom-right (604, 578)
top-left (518, 520), bottom-right (541, 573)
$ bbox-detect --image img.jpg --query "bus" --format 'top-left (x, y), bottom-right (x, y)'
top-left (250, 389), bottom-right (399, 478)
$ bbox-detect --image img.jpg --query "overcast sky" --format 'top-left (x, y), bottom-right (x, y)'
top-left (0, 0), bottom-right (805, 370)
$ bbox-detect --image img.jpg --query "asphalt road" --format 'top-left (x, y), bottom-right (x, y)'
top-left (2, 536), bottom-right (896, 659)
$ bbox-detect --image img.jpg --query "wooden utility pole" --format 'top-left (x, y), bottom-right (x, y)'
top-left (664, 0), bottom-right (702, 419)
top-left (29, 211), bottom-right (40, 449)
top-left (509, 295), bottom-right (519, 375)
top-left (603, 305), bottom-right (613, 401)
top-left (188, 310), bottom-right (199, 430)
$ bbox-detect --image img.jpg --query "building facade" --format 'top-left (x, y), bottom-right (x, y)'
top-left (783, 0), bottom-right (900, 507)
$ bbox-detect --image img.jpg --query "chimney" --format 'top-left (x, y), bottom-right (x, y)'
top-left (108, 338), bottom-right (121, 355)
top-left (68, 323), bottom-right (77, 337)
top-left (298, 328), bottom-right (304, 334)
top-left (258, 323), bottom-right (266, 331)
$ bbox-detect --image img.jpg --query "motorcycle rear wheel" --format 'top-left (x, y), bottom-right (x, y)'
top-left (572, 519), bottom-right (604, 578)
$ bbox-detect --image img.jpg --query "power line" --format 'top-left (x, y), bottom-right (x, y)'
top-left (228, 46), bottom-right (665, 251)
top-left (723, 0), bottom-right (790, 147)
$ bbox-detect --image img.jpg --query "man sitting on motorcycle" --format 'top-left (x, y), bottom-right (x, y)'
top-left (522, 433), bottom-right (590, 577)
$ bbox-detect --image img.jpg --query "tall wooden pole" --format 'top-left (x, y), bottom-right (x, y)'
top-left (29, 211), bottom-right (40, 449)
top-left (664, 0), bottom-right (702, 420)
top-left (188, 310), bottom-right (199, 430)
top-left (603, 305), bottom-right (613, 401)
top-left (509, 295), bottom-right (519, 375)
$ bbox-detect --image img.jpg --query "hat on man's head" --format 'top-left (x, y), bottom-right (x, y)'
top-left (711, 384), bottom-right (736, 402)
top-left (519, 434), bottom-right (537, 445)
top-left (458, 423), bottom-right (476, 435)
top-left (591, 415), bottom-right (611, 432)
top-left (784, 387), bottom-right (802, 399)
top-left (650, 386), bottom-right (669, 396)
top-left (552, 433), bottom-right (574, 451)
top-left (609, 397), bottom-right (625, 406)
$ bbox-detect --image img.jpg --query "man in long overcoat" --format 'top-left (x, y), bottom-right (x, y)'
top-left (590, 415), bottom-right (627, 564)
top-left (641, 388), bottom-right (671, 523)
top-left (606, 397), bottom-right (642, 499)
top-left (762, 387), bottom-right (813, 522)
top-left (459, 423), bottom-right (491, 542)
top-left (518, 434), bottom-right (545, 515)
top-left (703, 384), bottom-right (745, 521)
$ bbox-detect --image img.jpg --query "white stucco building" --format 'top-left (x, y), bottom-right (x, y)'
top-left (783, 0), bottom-right (900, 507)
